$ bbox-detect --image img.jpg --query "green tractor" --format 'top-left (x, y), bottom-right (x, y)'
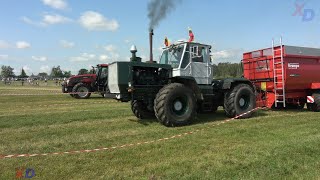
top-left (107, 34), bottom-right (255, 127)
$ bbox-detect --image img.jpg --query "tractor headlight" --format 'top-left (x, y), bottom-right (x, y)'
top-left (66, 79), bottom-right (70, 85)
top-left (128, 82), bottom-right (132, 87)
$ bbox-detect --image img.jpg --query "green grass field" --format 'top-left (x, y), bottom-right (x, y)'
top-left (1, 84), bottom-right (320, 179)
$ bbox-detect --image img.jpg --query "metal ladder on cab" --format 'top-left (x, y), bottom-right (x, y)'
top-left (272, 38), bottom-right (286, 108)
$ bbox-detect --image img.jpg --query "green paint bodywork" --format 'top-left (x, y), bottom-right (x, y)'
top-left (109, 61), bottom-right (172, 102)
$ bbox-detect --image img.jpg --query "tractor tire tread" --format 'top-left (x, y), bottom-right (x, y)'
top-left (154, 83), bottom-right (196, 127)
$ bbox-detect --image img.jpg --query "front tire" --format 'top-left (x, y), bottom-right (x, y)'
top-left (72, 83), bottom-right (91, 99)
top-left (224, 84), bottom-right (256, 118)
top-left (154, 83), bottom-right (196, 127)
top-left (131, 100), bottom-right (155, 119)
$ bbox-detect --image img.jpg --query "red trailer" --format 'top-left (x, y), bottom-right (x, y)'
top-left (242, 40), bottom-right (320, 111)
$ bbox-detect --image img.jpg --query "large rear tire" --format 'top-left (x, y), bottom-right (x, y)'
top-left (72, 83), bottom-right (91, 99)
top-left (310, 93), bottom-right (320, 112)
top-left (224, 84), bottom-right (256, 118)
top-left (154, 83), bottom-right (196, 127)
top-left (131, 100), bottom-right (154, 119)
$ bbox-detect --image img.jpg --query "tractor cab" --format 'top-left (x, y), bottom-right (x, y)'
top-left (95, 64), bottom-right (109, 91)
top-left (159, 41), bottom-right (213, 85)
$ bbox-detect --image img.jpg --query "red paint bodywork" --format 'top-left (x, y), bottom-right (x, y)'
top-left (243, 45), bottom-right (320, 108)
top-left (67, 64), bottom-right (108, 86)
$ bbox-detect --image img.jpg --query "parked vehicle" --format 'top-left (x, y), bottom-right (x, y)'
top-left (62, 64), bottom-right (109, 99)
top-left (242, 38), bottom-right (320, 111)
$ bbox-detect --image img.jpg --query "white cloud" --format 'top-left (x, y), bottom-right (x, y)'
top-left (42, 0), bottom-right (68, 10)
top-left (0, 54), bottom-right (9, 59)
top-left (21, 16), bottom-right (46, 27)
top-left (21, 13), bottom-right (72, 27)
top-left (22, 65), bottom-right (32, 75)
top-left (210, 49), bottom-right (243, 63)
top-left (211, 50), bottom-right (233, 59)
top-left (79, 11), bottom-right (119, 31)
top-left (60, 40), bottom-right (75, 48)
top-left (99, 55), bottom-right (109, 61)
top-left (0, 40), bottom-right (11, 49)
top-left (110, 52), bottom-right (120, 61)
top-left (70, 53), bottom-right (96, 62)
top-left (43, 14), bottom-right (72, 25)
top-left (16, 41), bottom-right (31, 49)
top-left (40, 65), bottom-right (51, 73)
top-left (104, 44), bottom-right (116, 52)
top-left (32, 56), bottom-right (48, 62)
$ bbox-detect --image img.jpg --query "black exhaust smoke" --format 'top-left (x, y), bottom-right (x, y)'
top-left (147, 0), bottom-right (183, 63)
top-left (148, 0), bottom-right (182, 30)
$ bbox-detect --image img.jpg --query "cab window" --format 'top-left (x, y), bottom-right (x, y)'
top-left (191, 46), bottom-right (204, 62)
top-left (100, 67), bottom-right (108, 78)
top-left (180, 45), bottom-right (190, 68)
top-left (159, 44), bottom-right (185, 68)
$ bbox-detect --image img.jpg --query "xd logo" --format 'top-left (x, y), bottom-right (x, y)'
top-left (292, 0), bottom-right (315, 22)
top-left (15, 167), bottom-right (35, 179)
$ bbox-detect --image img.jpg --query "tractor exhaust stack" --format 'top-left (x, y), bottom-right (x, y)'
top-left (149, 29), bottom-right (154, 63)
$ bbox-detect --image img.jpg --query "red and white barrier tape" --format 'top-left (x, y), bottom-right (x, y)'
top-left (0, 107), bottom-right (265, 159)
top-left (0, 101), bottom-right (116, 109)
top-left (0, 92), bottom-right (99, 96)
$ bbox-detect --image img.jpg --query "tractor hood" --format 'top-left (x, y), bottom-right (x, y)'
top-left (69, 74), bottom-right (97, 80)
top-left (66, 74), bottom-right (96, 86)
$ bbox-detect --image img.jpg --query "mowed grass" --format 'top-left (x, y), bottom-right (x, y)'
top-left (1, 85), bottom-right (320, 179)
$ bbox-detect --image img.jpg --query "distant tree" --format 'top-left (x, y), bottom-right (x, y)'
top-left (89, 68), bottom-right (95, 74)
top-left (78, 69), bottom-right (89, 75)
top-left (50, 66), bottom-right (64, 78)
top-left (38, 72), bottom-right (48, 77)
top-left (63, 71), bottom-right (72, 78)
top-left (19, 68), bottom-right (28, 78)
top-left (1, 65), bottom-right (15, 78)
top-left (213, 62), bottom-right (243, 78)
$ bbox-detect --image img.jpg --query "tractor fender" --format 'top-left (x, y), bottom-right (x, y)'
top-left (170, 76), bottom-right (202, 101)
top-left (212, 78), bottom-right (255, 91)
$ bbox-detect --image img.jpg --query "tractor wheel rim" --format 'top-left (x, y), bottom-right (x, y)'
top-left (239, 98), bottom-right (245, 107)
top-left (174, 100), bottom-right (183, 111)
top-left (171, 96), bottom-right (189, 117)
top-left (239, 95), bottom-right (250, 110)
top-left (78, 87), bottom-right (88, 97)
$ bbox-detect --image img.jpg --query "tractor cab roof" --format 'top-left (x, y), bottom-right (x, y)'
top-left (162, 40), bottom-right (212, 50)
top-left (159, 40), bottom-right (212, 69)
top-left (97, 64), bottom-right (108, 67)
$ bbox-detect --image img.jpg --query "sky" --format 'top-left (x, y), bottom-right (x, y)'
top-left (0, 0), bottom-right (320, 75)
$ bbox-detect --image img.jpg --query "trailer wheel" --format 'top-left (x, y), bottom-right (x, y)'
top-left (72, 83), bottom-right (91, 99)
top-left (131, 100), bottom-right (154, 119)
top-left (311, 93), bottom-right (320, 112)
top-left (287, 103), bottom-right (305, 110)
top-left (224, 84), bottom-right (256, 118)
top-left (154, 83), bottom-right (196, 127)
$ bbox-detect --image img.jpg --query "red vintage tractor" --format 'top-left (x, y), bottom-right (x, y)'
top-left (62, 64), bottom-right (109, 99)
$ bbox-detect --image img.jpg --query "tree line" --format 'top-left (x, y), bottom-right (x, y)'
top-left (212, 62), bottom-right (243, 78)
top-left (0, 65), bottom-right (72, 79)
top-left (1, 62), bottom-right (244, 79)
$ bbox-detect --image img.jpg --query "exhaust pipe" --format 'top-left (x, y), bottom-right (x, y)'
top-left (149, 29), bottom-right (154, 63)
